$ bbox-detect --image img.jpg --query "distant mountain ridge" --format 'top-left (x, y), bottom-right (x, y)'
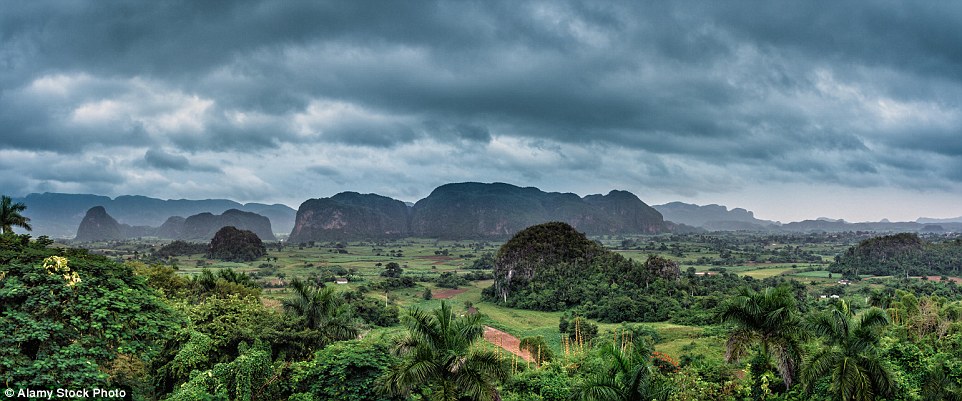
top-left (917, 216), bottom-right (962, 224)
top-left (290, 182), bottom-right (669, 241)
top-left (653, 202), bottom-right (776, 230)
top-left (653, 202), bottom-right (962, 233)
top-left (11, 187), bottom-right (962, 239)
top-left (11, 193), bottom-right (295, 238)
top-left (777, 219), bottom-right (962, 233)
top-left (74, 207), bottom-right (276, 242)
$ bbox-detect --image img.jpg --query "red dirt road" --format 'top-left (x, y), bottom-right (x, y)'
top-left (483, 326), bottom-right (533, 362)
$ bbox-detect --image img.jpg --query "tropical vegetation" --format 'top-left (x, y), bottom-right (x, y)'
top-left (2, 211), bottom-right (962, 400)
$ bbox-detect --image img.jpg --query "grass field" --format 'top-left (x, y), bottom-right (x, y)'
top-left (739, 267), bottom-right (795, 278)
top-left (791, 270), bottom-right (836, 278)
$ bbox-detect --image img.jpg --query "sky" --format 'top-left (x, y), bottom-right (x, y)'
top-left (2, 1), bottom-right (961, 223)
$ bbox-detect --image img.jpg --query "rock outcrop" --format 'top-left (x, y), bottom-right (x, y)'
top-left (75, 206), bottom-right (125, 242)
top-left (408, 183), bottom-right (668, 239)
top-left (288, 192), bottom-right (410, 243)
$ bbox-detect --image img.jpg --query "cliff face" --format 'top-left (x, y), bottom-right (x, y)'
top-left (289, 183), bottom-right (668, 241)
top-left (180, 209), bottom-right (275, 241)
top-left (580, 190), bottom-right (666, 234)
top-left (408, 183), bottom-right (668, 239)
top-left (75, 206), bottom-right (124, 242)
top-left (156, 216), bottom-right (187, 239)
top-left (288, 192), bottom-right (410, 243)
top-left (408, 183), bottom-right (550, 239)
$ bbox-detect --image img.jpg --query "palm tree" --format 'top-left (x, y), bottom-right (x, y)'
top-left (382, 301), bottom-right (508, 401)
top-left (719, 286), bottom-right (803, 389)
top-left (574, 339), bottom-right (667, 401)
top-left (802, 301), bottom-right (895, 401)
top-left (1, 195), bottom-right (32, 234)
top-left (282, 278), bottom-right (357, 346)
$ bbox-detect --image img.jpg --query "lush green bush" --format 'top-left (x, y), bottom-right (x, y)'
top-left (0, 233), bottom-right (179, 390)
top-left (291, 338), bottom-right (401, 401)
top-left (435, 271), bottom-right (468, 288)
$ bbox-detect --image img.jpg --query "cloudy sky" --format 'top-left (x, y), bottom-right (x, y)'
top-left (2, 1), bottom-right (961, 222)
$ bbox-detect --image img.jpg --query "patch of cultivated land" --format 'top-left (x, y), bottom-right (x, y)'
top-left (483, 326), bottom-right (533, 362)
top-left (431, 287), bottom-right (468, 299)
top-left (739, 267), bottom-right (795, 278)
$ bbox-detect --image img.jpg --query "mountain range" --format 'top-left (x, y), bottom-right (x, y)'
top-left (75, 207), bottom-right (276, 242)
top-left (10, 193), bottom-right (295, 238)
top-left (9, 182), bottom-right (962, 240)
top-left (290, 183), bottom-right (668, 242)
top-left (651, 202), bottom-right (777, 231)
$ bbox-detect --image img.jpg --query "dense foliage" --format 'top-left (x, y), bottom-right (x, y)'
top-left (290, 337), bottom-right (401, 401)
top-left (488, 223), bottom-right (719, 323)
top-left (154, 240), bottom-right (208, 259)
top-left (207, 226), bottom-right (267, 262)
top-left (0, 233), bottom-right (178, 390)
top-left (832, 233), bottom-right (962, 277)
top-left (6, 227), bottom-right (962, 400)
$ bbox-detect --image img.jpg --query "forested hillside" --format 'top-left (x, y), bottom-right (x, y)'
top-left (831, 233), bottom-right (962, 277)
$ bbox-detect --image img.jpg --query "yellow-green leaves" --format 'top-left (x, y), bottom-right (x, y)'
top-left (42, 255), bottom-right (81, 286)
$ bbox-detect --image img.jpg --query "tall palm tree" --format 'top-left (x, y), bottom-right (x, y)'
top-left (719, 286), bottom-right (803, 389)
top-left (1, 195), bottom-right (32, 234)
top-left (282, 278), bottom-right (357, 346)
top-left (574, 339), bottom-right (667, 401)
top-left (802, 301), bottom-right (895, 401)
top-left (382, 301), bottom-right (508, 401)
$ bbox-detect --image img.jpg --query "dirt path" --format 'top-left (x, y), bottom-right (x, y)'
top-left (483, 326), bottom-right (533, 362)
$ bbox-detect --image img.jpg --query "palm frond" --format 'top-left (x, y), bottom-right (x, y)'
top-left (801, 346), bottom-right (837, 392)
top-left (724, 327), bottom-right (756, 363)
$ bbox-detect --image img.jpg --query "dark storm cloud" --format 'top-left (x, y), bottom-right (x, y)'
top-left (1, 0), bottom-right (961, 209)
top-left (144, 148), bottom-right (189, 170)
top-left (143, 148), bottom-right (221, 172)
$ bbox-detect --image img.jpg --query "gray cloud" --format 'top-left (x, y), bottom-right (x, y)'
top-left (2, 1), bottom-right (961, 221)
top-left (143, 148), bottom-right (221, 172)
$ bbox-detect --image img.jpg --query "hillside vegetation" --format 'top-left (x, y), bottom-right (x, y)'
top-left (5, 225), bottom-right (962, 400)
top-left (831, 233), bottom-right (962, 277)
top-left (485, 222), bottom-right (724, 324)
